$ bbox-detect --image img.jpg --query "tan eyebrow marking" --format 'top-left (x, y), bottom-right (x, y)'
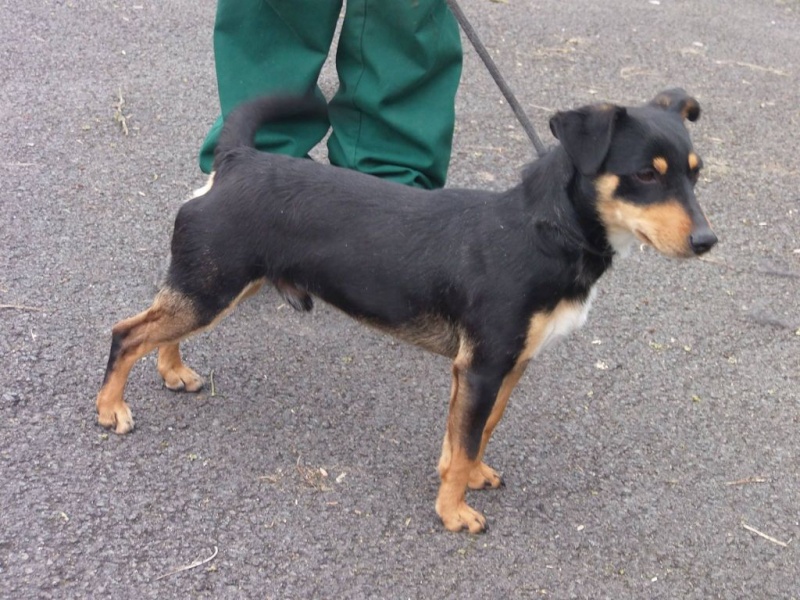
top-left (688, 152), bottom-right (700, 170)
top-left (652, 156), bottom-right (668, 175)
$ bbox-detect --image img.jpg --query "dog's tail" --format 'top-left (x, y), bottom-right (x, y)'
top-left (213, 91), bottom-right (327, 169)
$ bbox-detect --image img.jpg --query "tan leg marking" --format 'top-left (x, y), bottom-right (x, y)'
top-left (465, 294), bottom-right (593, 490)
top-left (96, 316), bottom-right (151, 434)
top-left (96, 290), bottom-right (200, 434)
top-left (154, 278), bottom-right (264, 393)
top-left (467, 363), bottom-right (528, 490)
top-left (157, 344), bottom-right (204, 392)
top-left (436, 344), bottom-right (489, 533)
top-left (96, 279), bottom-right (265, 434)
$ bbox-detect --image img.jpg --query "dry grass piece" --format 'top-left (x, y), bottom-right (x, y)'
top-left (154, 546), bottom-right (219, 581)
top-left (295, 455), bottom-right (332, 491)
top-left (725, 477), bottom-right (768, 486)
top-left (741, 522), bottom-right (790, 547)
top-left (113, 88), bottom-right (130, 136)
top-left (0, 304), bottom-right (45, 312)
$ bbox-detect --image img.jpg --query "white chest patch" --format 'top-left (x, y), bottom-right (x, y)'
top-left (519, 287), bottom-right (596, 363)
top-left (607, 228), bottom-right (637, 257)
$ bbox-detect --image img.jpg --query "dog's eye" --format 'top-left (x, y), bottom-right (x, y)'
top-left (689, 167), bottom-right (701, 184)
top-left (635, 169), bottom-right (658, 184)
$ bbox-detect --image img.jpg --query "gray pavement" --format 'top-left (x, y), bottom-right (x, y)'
top-left (1, 1), bottom-right (799, 598)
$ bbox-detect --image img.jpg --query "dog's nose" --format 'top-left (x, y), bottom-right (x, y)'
top-left (690, 227), bottom-right (718, 255)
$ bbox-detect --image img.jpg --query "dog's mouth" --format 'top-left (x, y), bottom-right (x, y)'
top-left (633, 229), bottom-right (697, 259)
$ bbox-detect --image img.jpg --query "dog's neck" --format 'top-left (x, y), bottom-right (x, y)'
top-left (513, 148), bottom-right (614, 296)
top-left (569, 168), bottom-right (617, 260)
top-left (522, 148), bottom-right (615, 261)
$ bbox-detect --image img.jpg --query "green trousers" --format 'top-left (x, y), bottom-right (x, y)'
top-left (198, 0), bottom-right (463, 189)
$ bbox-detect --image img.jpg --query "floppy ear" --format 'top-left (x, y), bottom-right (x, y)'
top-left (549, 104), bottom-right (625, 176)
top-left (648, 88), bottom-right (701, 122)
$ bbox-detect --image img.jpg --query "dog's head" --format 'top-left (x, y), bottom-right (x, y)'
top-left (549, 88), bottom-right (717, 258)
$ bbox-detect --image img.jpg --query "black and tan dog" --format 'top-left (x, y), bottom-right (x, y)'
top-left (96, 89), bottom-right (716, 533)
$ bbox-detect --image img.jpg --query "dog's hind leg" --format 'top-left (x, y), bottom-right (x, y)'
top-left (97, 278), bottom-right (267, 433)
top-left (157, 343), bottom-right (204, 392)
top-left (154, 277), bottom-right (265, 395)
top-left (96, 288), bottom-right (207, 434)
top-left (156, 277), bottom-right (266, 391)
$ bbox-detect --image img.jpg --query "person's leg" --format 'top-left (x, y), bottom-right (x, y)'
top-left (199, 0), bottom-right (343, 172)
top-left (328, 0), bottom-right (462, 189)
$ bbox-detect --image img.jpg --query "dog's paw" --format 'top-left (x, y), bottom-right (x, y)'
top-left (467, 462), bottom-right (504, 490)
top-left (437, 500), bottom-right (487, 534)
top-left (97, 401), bottom-right (134, 435)
top-left (159, 364), bottom-right (204, 393)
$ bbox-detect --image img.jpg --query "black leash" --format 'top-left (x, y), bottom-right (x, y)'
top-left (446, 0), bottom-right (547, 157)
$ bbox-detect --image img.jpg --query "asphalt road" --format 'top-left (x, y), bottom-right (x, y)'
top-left (1, 1), bottom-right (798, 598)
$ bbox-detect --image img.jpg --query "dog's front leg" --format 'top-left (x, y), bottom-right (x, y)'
top-left (436, 355), bottom-right (505, 533)
top-left (467, 361), bottom-right (528, 490)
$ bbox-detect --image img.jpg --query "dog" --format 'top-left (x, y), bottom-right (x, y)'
top-left (96, 89), bottom-right (717, 533)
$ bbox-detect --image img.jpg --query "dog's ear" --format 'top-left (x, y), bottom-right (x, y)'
top-left (549, 104), bottom-right (625, 176)
top-left (648, 88), bottom-right (701, 122)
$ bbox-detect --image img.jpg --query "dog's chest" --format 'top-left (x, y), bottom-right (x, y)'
top-left (519, 288), bottom-right (596, 363)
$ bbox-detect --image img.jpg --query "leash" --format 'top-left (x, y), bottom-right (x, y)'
top-left (446, 0), bottom-right (547, 157)
top-left (446, 1), bottom-right (616, 258)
